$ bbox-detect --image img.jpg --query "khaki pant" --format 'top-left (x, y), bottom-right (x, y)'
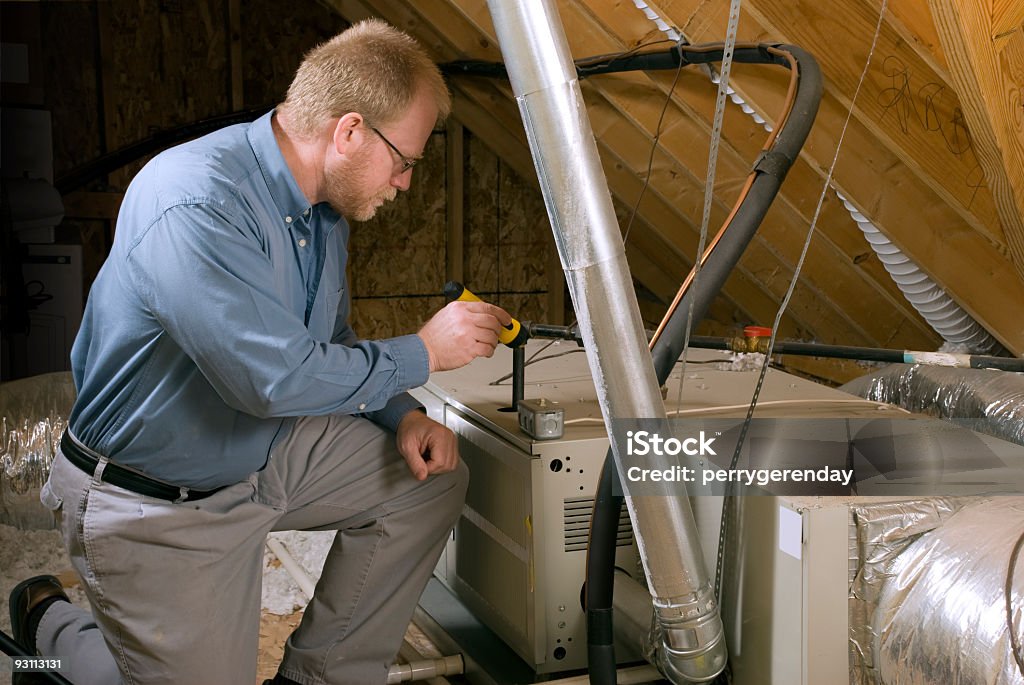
top-left (37, 414), bottom-right (468, 685)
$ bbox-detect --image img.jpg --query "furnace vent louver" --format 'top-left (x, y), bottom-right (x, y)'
top-left (563, 497), bottom-right (633, 552)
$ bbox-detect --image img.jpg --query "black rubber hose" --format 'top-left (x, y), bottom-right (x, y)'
top-left (583, 457), bottom-right (625, 685)
top-left (649, 44), bottom-right (822, 381)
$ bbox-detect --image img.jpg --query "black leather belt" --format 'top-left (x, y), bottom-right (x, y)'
top-left (60, 431), bottom-right (228, 503)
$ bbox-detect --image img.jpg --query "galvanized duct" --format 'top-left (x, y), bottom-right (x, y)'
top-left (841, 364), bottom-right (1024, 446)
top-left (482, 1), bottom-right (726, 682)
top-left (0, 372), bottom-right (74, 530)
top-left (872, 497), bottom-right (1024, 685)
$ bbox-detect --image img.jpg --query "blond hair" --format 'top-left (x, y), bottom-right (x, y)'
top-left (280, 19), bottom-right (451, 136)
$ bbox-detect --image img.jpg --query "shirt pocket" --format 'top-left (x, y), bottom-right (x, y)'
top-left (310, 283), bottom-right (344, 340)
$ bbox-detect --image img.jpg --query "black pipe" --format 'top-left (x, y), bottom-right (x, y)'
top-left (648, 45), bottom-right (822, 380)
top-left (512, 346), bottom-right (526, 410)
top-left (583, 457), bottom-right (624, 685)
top-left (687, 335), bottom-right (1024, 372)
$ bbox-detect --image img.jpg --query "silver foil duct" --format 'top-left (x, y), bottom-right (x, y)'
top-left (872, 497), bottom-right (1024, 685)
top-left (848, 497), bottom-right (976, 685)
top-left (0, 372), bottom-right (75, 530)
top-left (841, 364), bottom-right (1024, 446)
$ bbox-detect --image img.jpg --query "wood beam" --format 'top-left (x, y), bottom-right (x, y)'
top-left (731, 0), bottom-right (1005, 248)
top-left (929, 0), bottom-right (1024, 282)
top-left (992, 0), bottom-right (1024, 39)
top-left (658, 0), bottom-right (1024, 353)
top-left (62, 191), bottom-right (123, 220)
top-left (885, 2), bottom-right (949, 77)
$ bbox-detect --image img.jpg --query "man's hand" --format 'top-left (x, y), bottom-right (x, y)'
top-left (417, 300), bottom-right (512, 372)
top-left (396, 410), bottom-right (459, 481)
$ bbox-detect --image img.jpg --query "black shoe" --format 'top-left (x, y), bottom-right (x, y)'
top-left (9, 575), bottom-right (69, 655)
top-left (9, 575), bottom-right (70, 685)
top-left (263, 675), bottom-right (303, 685)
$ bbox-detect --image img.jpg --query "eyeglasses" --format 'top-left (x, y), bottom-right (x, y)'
top-left (369, 125), bottom-right (418, 173)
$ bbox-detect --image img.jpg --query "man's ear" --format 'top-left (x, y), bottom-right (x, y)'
top-left (332, 112), bottom-right (365, 157)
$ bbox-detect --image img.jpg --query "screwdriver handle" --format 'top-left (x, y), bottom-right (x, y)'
top-left (443, 281), bottom-right (529, 348)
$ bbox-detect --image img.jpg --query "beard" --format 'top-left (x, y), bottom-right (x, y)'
top-left (323, 148), bottom-right (398, 222)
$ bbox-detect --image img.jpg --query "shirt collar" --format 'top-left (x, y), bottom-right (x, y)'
top-left (247, 110), bottom-right (314, 224)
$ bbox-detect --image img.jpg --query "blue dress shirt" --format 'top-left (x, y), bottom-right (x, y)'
top-left (68, 110), bottom-right (429, 489)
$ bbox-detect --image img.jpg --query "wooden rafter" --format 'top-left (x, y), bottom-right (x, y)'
top-left (992, 0), bottom-right (1024, 39)
top-left (661, 0), bottom-right (1024, 354)
top-left (928, 0), bottom-right (1024, 282)
top-left (735, 0), bottom-right (1005, 247)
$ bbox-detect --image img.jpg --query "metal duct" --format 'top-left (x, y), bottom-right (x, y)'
top-left (841, 364), bottom-right (1024, 446)
top-left (872, 497), bottom-right (1024, 685)
top-left (482, 1), bottom-right (726, 682)
top-left (0, 372), bottom-right (74, 530)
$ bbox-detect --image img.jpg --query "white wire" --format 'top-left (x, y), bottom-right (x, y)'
top-left (563, 398), bottom-right (904, 424)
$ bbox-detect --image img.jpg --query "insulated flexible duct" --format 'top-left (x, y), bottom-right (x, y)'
top-left (841, 364), bottom-right (1024, 446)
top-left (0, 372), bottom-right (75, 530)
top-left (873, 498), bottom-right (1024, 685)
top-left (842, 194), bottom-right (1004, 354)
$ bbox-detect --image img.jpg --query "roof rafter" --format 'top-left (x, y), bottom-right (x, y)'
top-left (928, 0), bottom-right (1024, 281)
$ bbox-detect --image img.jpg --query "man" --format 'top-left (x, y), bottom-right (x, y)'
top-left (8, 19), bottom-right (510, 685)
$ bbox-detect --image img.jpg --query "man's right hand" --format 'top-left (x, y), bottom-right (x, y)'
top-left (417, 301), bottom-right (513, 372)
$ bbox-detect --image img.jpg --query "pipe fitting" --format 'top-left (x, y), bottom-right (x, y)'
top-left (655, 589), bottom-right (728, 682)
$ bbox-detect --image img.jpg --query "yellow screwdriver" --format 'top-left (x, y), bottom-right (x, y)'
top-left (443, 281), bottom-right (529, 348)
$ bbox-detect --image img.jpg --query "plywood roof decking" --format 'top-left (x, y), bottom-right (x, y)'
top-left (328, 0), bottom-right (1024, 364)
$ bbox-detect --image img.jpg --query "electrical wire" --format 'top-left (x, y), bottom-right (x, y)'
top-left (1008, 527), bottom-right (1024, 678)
top-left (488, 347), bottom-right (585, 386)
top-left (563, 397), bottom-right (901, 424)
top-left (621, 39), bottom-right (688, 247)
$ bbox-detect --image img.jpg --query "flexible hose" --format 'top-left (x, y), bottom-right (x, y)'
top-left (583, 458), bottom-right (625, 685)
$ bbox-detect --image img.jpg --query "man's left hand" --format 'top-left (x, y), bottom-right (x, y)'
top-left (396, 410), bottom-right (459, 481)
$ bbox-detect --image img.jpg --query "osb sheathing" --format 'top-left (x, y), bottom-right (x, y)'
top-left (41, 2), bottom-right (103, 179)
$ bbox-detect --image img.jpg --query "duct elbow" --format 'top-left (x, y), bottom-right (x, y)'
top-left (656, 609), bottom-right (728, 683)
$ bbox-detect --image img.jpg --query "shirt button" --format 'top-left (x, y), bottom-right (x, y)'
top-left (303, 209), bottom-right (310, 217)
top-left (285, 216), bottom-right (293, 223)
top-left (298, 239), bottom-right (307, 247)
top-left (358, 403), bottom-right (366, 411)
